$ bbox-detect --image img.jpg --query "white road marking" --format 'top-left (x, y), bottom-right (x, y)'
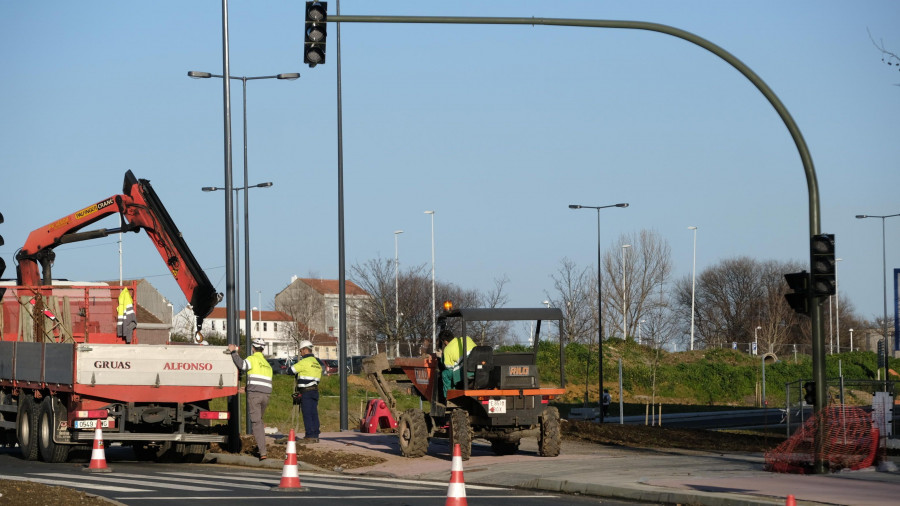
top-left (31, 472), bottom-right (219, 491)
top-left (5, 475), bottom-right (150, 493)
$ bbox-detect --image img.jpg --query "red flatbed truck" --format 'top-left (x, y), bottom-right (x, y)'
top-left (0, 171), bottom-right (237, 462)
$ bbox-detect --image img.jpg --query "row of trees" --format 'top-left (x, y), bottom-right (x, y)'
top-left (545, 229), bottom-right (877, 355)
top-left (349, 259), bottom-right (514, 355)
top-left (298, 228), bottom-right (880, 358)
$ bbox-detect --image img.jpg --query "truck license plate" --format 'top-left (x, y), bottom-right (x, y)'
top-left (488, 399), bottom-right (506, 414)
top-left (74, 418), bottom-right (115, 429)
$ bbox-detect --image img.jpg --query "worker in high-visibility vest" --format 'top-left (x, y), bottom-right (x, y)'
top-left (440, 329), bottom-right (476, 397)
top-left (290, 340), bottom-right (323, 443)
top-left (228, 338), bottom-right (272, 460)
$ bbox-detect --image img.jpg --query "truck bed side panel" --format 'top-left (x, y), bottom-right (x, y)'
top-left (14, 342), bottom-right (43, 383)
top-left (44, 343), bottom-right (75, 384)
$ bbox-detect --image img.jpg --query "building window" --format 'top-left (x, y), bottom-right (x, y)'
top-left (255, 322), bottom-right (259, 331)
top-left (263, 322), bottom-right (267, 332)
top-left (211, 321), bottom-right (216, 331)
top-left (274, 322), bottom-right (278, 332)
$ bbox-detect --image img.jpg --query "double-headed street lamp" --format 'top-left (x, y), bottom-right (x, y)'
top-left (189, 69), bottom-right (298, 341)
top-left (191, 69), bottom-right (295, 435)
top-left (568, 202), bottom-right (628, 418)
top-left (855, 212), bottom-right (899, 383)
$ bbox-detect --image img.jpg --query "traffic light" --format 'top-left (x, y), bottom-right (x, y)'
top-left (803, 381), bottom-right (816, 405)
top-left (304, 1), bottom-right (327, 67)
top-left (784, 271), bottom-right (809, 315)
top-left (810, 234), bottom-right (836, 297)
top-left (878, 339), bottom-right (886, 368)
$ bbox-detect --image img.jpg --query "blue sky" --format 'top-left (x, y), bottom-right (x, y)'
top-left (2, 1), bottom-right (898, 343)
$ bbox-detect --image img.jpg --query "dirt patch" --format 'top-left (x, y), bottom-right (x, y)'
top-left (209, 435), bottom-right (387, 470)
top-left (0, 479), bottom-right (114, 505)
top-left (562, 419), bottom-right (785, 453)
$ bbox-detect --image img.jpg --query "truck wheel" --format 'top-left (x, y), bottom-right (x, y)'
top-left (490, 439), bottom-right (519, 456)
top-left (0, 390), bottom-right (15, 447)
top-left (39, 397), bottom-right (71, 463)
top-left (449, 409), bottom-right (472, 461)
top-left (538, 407), bottom-right (561, 457)
top-left (16, 395), bottom-right (40, 461)
top-left (398, 408), bottom-right (428, 458)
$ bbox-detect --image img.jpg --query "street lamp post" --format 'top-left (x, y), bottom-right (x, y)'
top-left (849, 328), bottom-right (854, 351)
top-left (192, 69), bottom-right (295, 436)
top-left (424, 211), bottom-right (435, 352)
top-left (189, 69), bottom-right (298, 348)
top-left (394, 230), bottom-right (403, 356)
top-left (688, 226), bottom-right (698, 351)
top-left (856, 213), bottom-right (900, 384)
top-left (568, 203), bottom-right (628, 418)
top-left (755, 326), bottom-right (761, 355)
top-left (622, 244), bottom-right (632, 340)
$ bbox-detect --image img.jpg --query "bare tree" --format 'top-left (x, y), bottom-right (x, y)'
top-left (276, 278), bottom-right (326, 353)
top-left (672, 257), bottom-right (818, 352)
top-left (545, 258), bottom-right (593, 345)
top-left (351, 257), bottom-right (510, 355)
top-left (468, 275), bottom-right (512, 347)
top-left (603, 230), bottom-right (673, 340)
top-left (868, 28), bottom-right (900, 84)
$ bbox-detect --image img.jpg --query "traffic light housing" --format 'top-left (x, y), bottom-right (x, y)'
top-left (304, 1), bottom-right (327, 67)
top-left (878, 339), bottom-right (886, 368)
top-left (810, 234), bottom-right (836, 297)
top-left (803, 381), bottom-right (816, 405)
top-left (784, 271), bottom-right (809, 315)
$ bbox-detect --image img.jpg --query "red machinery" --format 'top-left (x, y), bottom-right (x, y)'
top-left (0, 171), bottom-right (234, 463)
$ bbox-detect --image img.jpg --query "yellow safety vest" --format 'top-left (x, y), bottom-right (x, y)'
top-left (443, 336), bottom-right (476, 371)
top-left (245, 352), bottom-right (273, 393)
top-left (293, 355), bottom-right (322, 388)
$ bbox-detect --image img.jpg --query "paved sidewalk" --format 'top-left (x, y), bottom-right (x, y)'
top-left (207, 431), bottom-right (900, 506)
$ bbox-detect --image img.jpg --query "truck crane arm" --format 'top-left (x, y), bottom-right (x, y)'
top-left (15, 170), bottom-right (221, 325)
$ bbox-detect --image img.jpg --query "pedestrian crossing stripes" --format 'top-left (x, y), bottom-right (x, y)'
top-left (14, 469), bottom-right (507, 495)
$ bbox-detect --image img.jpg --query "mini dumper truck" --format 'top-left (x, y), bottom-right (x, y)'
top-left (374, 303), bottom-right (566, 460)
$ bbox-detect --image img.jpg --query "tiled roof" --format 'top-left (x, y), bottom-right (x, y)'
top-left (299, 278), bottom-right (369, 296)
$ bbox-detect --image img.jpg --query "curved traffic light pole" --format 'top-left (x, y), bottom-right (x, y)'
top-left (328, 14), bottom-right (827, 472)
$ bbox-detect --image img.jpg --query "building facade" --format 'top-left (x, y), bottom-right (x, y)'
top-left (274, 276), bottom-right (372, 356)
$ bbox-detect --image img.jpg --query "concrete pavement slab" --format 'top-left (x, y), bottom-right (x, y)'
top-left (217, 430), bottom-right (900, 506)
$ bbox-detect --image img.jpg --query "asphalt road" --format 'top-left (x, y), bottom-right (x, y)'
top-left (0, 445), bottom-right (644, 505)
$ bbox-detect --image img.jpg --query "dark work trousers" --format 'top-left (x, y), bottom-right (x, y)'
top-left (247, 390), bottom-right (270, 457)
top-left (299, 388), bottom-right (320, 439)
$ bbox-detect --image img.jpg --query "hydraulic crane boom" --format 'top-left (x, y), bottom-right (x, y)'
top-left (15, 170), bottom-right (221, 324)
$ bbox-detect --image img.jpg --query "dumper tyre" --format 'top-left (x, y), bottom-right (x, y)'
top-left (449, 409), bottom-right (472, 461)
top-left (490, 439), bottom-right (519, 456)
top-left (398, 408), bottom-right (428, 458)
top-left (16, 394), bottom-right (40, 461)
top-left (538, 406), bottom-right (561, 457)
top-left (38, 396), bottom-right (71, 463)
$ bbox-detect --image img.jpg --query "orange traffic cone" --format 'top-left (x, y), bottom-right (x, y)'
top-left (785, 494), bottom-right (796, 506)
top-left (83, 427), bottom-right (111, 472)
top-left (446, 443), bottom-right (467, 505)
top-left (271, 429), bottom-right (307, 492)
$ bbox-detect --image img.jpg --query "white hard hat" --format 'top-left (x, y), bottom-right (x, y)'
top-left (299, 340), bottom-right (313, 350)
top-left (251, 338), bottom-right (266, 348)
